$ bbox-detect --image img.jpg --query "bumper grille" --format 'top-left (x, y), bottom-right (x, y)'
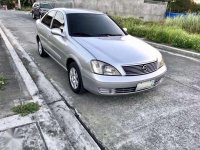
top-left (123, 61), bottom-right (157, 76)
top-left (115, 87), bottom-right (136, 94)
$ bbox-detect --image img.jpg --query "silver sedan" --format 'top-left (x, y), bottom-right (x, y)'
top-left (36, 8), bottom-right (167, 95)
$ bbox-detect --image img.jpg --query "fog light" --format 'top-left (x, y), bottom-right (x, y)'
top-left (98, 88), bottom-right (115, 94)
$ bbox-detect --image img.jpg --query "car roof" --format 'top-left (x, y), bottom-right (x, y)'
top-left (34, 1), bottom-right (51, 4)
top-left (52, 8), bottom-right (104, 15)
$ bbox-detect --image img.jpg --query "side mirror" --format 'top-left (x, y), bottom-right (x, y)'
top-left (51, 28), bottom-right (65, 37)
top-left (123, 27), bottom-right (128, 32)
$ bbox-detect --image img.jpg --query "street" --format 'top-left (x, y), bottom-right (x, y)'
top-left (0, 10), bottom-right (200, 150)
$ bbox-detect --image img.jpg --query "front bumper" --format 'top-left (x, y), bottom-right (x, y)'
top-left (82, 65), bottom-right (167, 95)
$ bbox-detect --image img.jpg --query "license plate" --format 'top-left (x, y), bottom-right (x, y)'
top-left (136, 80), bottom-right (155, 91)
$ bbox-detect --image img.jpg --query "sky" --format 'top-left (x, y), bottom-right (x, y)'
top-left (194, 0), bottom-right (200, 3)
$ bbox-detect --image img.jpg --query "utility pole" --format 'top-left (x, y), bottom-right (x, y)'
top-left (18, 0), bottom-right (21, 9)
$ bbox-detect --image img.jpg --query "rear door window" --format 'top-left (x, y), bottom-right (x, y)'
top-left (52, 11), bottom-right (65, 32)
top-left (42, 11), bottom-right (56, 28)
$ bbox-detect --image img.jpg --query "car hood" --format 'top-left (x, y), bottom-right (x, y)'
top-left (73, 35), bottom-right (161, 65)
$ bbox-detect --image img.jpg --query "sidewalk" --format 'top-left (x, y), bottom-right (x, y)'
top-left (0, 19), bottom-right (101, 150)
top-left (0, 35), bottom-right (73, 149)
top-left (0, 37), bottom-right (31, 118)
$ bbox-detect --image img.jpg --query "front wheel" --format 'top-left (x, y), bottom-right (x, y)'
top-left (37, 39), bottom-right (48, 57)
top-left (68, 62), bottom-right (85, 94)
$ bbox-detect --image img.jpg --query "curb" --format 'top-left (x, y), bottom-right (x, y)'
top-left (0, 22), bottom-right (74, 150)
top-left (0, 22), bottom-right (101, 150)
top-left (145, 40), bottom-right (200, 60)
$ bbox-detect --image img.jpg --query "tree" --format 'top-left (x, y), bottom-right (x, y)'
top-left (170, 0), bottom-right (193, 12)
top-left (191, 1), bottom-right (200, 12)
top-left (154, 0), bottom-right (199, 13)
top-left (0, 0), bottom-right (15, 9)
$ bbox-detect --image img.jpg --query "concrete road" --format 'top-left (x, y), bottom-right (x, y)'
top-left (0, 10), bottom-right (200, 150)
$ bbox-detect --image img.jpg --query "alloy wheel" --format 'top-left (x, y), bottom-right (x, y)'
top-left (38, 41), bottom-right (43, 55)
top-left (69, 67), bottom-right (79, 90)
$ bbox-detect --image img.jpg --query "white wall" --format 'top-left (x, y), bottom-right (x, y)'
top-left (42, 0), bottom-right (167, 21)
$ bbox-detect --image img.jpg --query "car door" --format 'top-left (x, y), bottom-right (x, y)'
top-left (39, 10), bottom-right (56, 55)
top-left (49, 11), bottom-right (67, 65)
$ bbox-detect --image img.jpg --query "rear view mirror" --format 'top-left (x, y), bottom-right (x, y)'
top-left (51, 28), bottom-right (65, 37)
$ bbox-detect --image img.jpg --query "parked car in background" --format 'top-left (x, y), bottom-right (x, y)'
top-left (32, 2), bottom-right (53, 19)
top-left (36, 8), bottom-right (167, 95)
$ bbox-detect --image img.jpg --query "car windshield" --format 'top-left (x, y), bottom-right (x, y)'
top-left (67, 13), bottom-right (125, 37)
top-left (40, 3), bottom-right (52, 9)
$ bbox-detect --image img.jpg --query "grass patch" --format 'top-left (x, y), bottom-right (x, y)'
top-left (113, 16), bottom-right (200, 52)
top-left (165, 15), bottom-right (200, 34)
top-left (0, 75), bottom-right (8, 90)
top-left (12, 102), bottom-right (40, 116)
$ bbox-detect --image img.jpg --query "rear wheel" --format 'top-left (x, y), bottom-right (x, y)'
top-left (68, 62), bottom-right (85, 94)
top-left (37, 39), bottom-right (48, 57)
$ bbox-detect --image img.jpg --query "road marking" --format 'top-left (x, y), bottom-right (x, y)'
top-left (160, 49), bottom-right (200, 63)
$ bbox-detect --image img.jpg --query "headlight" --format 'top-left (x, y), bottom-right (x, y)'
top-left (157, 56), bottom-right (165, 68)
top-left (91, 60), bottom-right (121, 76)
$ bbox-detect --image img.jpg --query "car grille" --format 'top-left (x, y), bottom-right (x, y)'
top-left (115, 87), bottom-right (136, 94)
top-left (122, 61), bottom-right (157, 76)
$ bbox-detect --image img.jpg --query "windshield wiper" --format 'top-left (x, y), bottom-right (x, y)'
top-left (71, 32), bottom-right (94, 37)
top-left (96, 33), bottom-right (123, 37)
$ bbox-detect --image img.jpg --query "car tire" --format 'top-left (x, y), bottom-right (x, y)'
top-left (32, 12), bottom-right (36, 19)
top-left (68, 62), bottom-right (85, 94)
top-left (37, 39), bottom-right (48, 57)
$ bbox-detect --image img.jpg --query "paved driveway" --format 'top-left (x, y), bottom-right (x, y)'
top-left (0, 10), bottom-right (200, 150)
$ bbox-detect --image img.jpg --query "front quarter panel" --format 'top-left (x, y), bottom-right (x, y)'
top-left (65, 37), bottom-right (96, 74)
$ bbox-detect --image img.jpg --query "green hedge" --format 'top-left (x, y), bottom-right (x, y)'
top-left (114, 17), bottom-right (200, 52)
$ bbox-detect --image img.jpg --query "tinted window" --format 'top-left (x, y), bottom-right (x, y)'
top-left (40, 3), bottom-right (52, 9)
top-left (42, 11), bottom-right (56, 28)
top-left (67, 13), bottom-right (125, 37)
top-left (52, 11), bottom-right (65, 31)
